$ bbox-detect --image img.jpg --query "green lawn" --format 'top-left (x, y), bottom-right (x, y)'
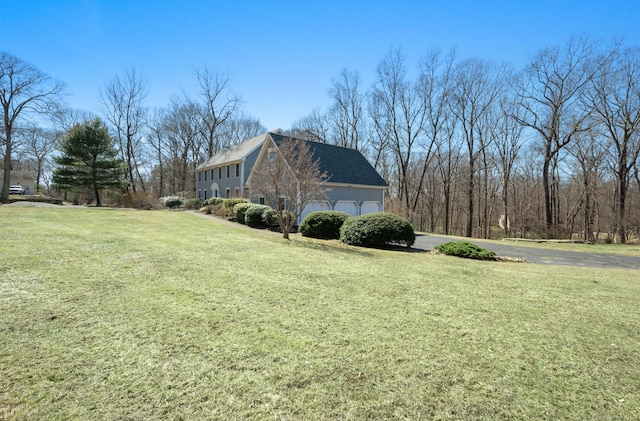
top-left (1, 206), bottom-right (639, 420)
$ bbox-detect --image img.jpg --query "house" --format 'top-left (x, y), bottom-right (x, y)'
top-left (195, 131), bottom-right (388, 221)
top-left (0, 169), bottom-right (36, 195)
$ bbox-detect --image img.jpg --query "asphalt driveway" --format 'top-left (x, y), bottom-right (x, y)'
top-left (414, 234), bottom-right (640, 270)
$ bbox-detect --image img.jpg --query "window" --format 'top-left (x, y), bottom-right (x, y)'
top-left (204, 190), bottom-right (208, 200)
top-left (198, 172), bottom-right (201, 182)
top-left (226, 188), bottom-right (230, 198)
top-left (214, 190), bottom-right (218, 197)
top-left (226, 165), bottom-right (230, 178)
top-left (235, 163), bottom-right (240, 177)
top-left (204, 170), bottom-right (207, 181)
top-left (259, 197), bottom-right (265, 205)
top-left (198, 190), bottom-right (201, 199)
top-left (218, 167), bottom-right (222, 179)
top-left (278, 197), bottom-right (285, 210)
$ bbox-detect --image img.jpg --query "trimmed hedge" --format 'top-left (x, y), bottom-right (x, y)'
top-left (207, 197), bottom-right (224, 206)
top-left (184, 198), bottom-right (204, 209)
top-left (244, 204), bottom-right (273, 227)
top-left (224, 198), bottom-right (249, 210)
top-left (300, 211), bottom-right (352, 240)
top-left (435, 241), bottom-right (496, 261)
top-left (160, 196), bottom-right (184, 209)
top-left (340, 212), bottom-right (415, 248)
top-left (232, 202), bottom-right (253, 224)
top-left (262, 207), bottom-right (279, 227)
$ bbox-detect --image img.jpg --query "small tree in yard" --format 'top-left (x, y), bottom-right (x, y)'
top-left (250, 138), bottom-right (328, 239)
top-left (53, 118), bottom-right (125, 206)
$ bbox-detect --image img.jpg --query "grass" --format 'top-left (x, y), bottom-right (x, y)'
top-left (1, 206), bottom-right (639, 420)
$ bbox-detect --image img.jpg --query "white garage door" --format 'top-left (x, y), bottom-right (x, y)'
top-left (361, 201), bottom-right (382, 215)
top-left (334, 201), bottom-right (359, 217)
top-left (299, 200), bottom-right (331, 223)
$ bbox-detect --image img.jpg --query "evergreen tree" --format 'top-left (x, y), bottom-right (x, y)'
top-left (53, 119), bottom-right (125, 206)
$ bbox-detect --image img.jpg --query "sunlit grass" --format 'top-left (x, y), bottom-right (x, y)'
top-left (1, 207), bottom-right (639, 419)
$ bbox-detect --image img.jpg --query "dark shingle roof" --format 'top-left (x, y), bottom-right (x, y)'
top-left (269, 132), bottom-right (387, 187)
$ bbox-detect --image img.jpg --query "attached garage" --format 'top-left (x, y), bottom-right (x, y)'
top-left (300, 200), bottom-right (331, 222)
top-left (334, 201), bottom-right (359, 217)
top-left (361, 201), bottom-right (382, 215)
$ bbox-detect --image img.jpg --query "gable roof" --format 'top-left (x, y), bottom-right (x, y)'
top-left (196, 132), bottom-right (268, 170)
top-left (268, 132), bottom-right (388, 187)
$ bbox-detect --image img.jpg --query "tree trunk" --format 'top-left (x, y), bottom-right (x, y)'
top-left (95, 186), bottom-right (102, 207)
top-left (614, 176), bottom-right (628, 244)
top-left (542, 155), bottom-right (552, 229)
top-left (466, 160), bottom-right (474, 238)
top-left (2, 128), bottom-right (11, 200)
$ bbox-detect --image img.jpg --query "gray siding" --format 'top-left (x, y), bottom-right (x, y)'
top-left (325, 185), bottom-right (384, 203)
top-left (243, 147), bottom-right (261, 181)
top-left (196, 164), bottom-right (243, 199)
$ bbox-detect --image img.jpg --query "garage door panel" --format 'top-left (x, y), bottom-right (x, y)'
top-left (300, 200), bottom-right (331, 222)
top-left (361, 201), bottom-right (382, 215)
top-left (334, 201), bottom-right (358, 216)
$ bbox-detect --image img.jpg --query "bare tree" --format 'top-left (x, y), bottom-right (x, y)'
top-left (194, 67), bottom-right (241, 157)
top-left (370, 48), bottom-right (427, 218)
top-left (328, 68), bottom-right (366, 149)
top-left (513, 36), bottom-right (606, 233)
top-left (221, 115), bottom-right (266, 145)
top-left (157, 99), bottom-right (204, 195)
top-left (451, 58), bottom-right (509, 237)
top-left (249, 138), bottom-right (328, 239)
top-left (0, 52), bottom-right (64, 200)
top-left (412, 49), bottom-right (456, 215)
top-left (20, 125), bottom-right (57, 193)
top-left (568, 131), bottom-right (608, 242)
top-left (102, 68), bottom-right (148, 194)
top-left (494, 96), bottom-right (523, 237)
top-left (291, 108), bottom-right (331, 143)
top-left (587, 46), bottom-right (640, 243)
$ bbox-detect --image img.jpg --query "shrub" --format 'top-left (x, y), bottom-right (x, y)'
top-left (184, 198), bottom-right (204, 210)
top-left (262, 207), bottom-right (279, 227)
top-left (435, 241), bottom-right (496, 261)
top-left (207, 197), bottom-right (224, 206)
top-left (224, 198), bottom-right (249, 210)
top-left (199, 205), bottom-right (214, 214)
top-left (232, 202), bottom-right (253, 224)
top-left (340, 212), bottom-right (415, 248)
top-left (300, 211), bottom-right (352, 240)
top-left (262, 209), bottom-right (295, 228)
top-left (215, 204), bottom-right (234, 218)
top-left (244, 204), bottom-right (272, 227)
top-left (160, 196), bottom-right (184, 209)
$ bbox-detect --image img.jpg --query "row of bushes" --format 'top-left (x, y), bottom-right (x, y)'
top-left (196, 199), bottom-right (416, 250)
top-left (192, 198), bottom-right (493, 258)
top-left (300, 210), bottom-right (415, 249)
top-left (301, 211), bottom-right (497, 258)
top-left (196, 198), bottom-right (290, 228)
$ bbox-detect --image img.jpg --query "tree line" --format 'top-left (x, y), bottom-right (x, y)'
top-left (291, 36), bottom-right (640, 243)
top-left (2, 34), bottom-right (640, 242)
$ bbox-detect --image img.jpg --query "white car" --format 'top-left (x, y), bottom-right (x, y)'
top-left (9, 185), bottom-right (25, 195)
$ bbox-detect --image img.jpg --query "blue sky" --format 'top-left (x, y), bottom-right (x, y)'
top-left (3, 0), bottom-right (640, 131)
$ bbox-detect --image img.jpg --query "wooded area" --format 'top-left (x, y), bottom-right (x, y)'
top-left (3, 36), bottom-right (640, 242)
